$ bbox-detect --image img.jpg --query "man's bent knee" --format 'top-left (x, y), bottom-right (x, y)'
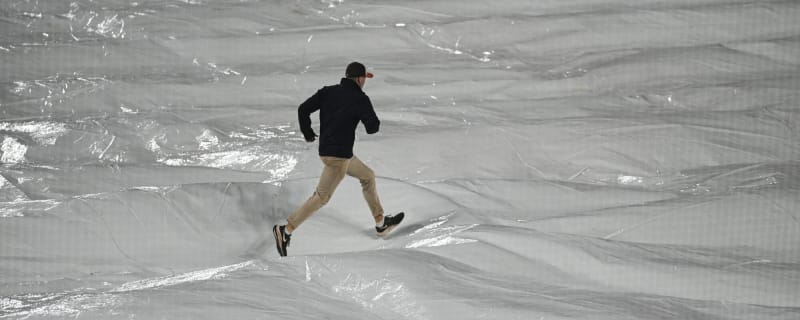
top-left (315, 190), bottom-right (333, 205)
top-left (359, 169), bottom-right (375, 185)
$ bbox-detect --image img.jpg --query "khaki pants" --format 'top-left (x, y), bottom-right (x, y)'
top-left (287, 156), bottom-right (384, 231)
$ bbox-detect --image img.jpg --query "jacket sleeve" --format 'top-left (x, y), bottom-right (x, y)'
top-left (298, 89), bottom-right (322, 140)
top-left (360, 95), bottom-right (380, 134)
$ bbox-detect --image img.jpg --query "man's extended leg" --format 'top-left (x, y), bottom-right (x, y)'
top-left (346, 156), bottom-right (384, 224)
top-left (286, 156), bottom-right (350, 232)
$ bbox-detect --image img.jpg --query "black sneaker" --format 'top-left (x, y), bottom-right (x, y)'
top-left (273, 225), bottom-right (291, 257)
top-left (376, 212), bottom-right (404, 237)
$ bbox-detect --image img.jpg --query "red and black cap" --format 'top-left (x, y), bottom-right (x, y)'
top-left (345, 62), bottom-right (374, 78)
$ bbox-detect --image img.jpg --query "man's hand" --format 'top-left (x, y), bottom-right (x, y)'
top-left (302, 129), bottom-right (318, 142)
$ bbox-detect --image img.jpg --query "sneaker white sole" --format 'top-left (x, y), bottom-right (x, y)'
top-left (273, 226), bottom-right (287, 257)
top-left (377, 224), bottom-right (398, 237)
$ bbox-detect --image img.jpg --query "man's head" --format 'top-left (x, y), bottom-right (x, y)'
top-left (345, 62), bottom-right (373, 88)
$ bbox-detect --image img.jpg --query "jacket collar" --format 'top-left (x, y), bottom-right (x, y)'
top-left (340, 78), bottom-right (363, 92)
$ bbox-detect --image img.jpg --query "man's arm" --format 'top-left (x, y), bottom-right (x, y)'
top-left (360, 96), bottom-right (380, 134)
top-left (298, 90), bottom-right (322, 142)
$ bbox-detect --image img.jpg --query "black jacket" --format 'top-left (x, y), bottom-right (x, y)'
top-left (298, 78), bottom-right (380, 158)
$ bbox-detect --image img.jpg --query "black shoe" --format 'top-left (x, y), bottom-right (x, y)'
top-left (273, 225), bottom-right (291, 257)
top-left (376, 212), bottom-right (404, 237)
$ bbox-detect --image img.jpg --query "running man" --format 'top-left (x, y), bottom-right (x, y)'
top-left (273, 62), bottom-right (404, 257)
